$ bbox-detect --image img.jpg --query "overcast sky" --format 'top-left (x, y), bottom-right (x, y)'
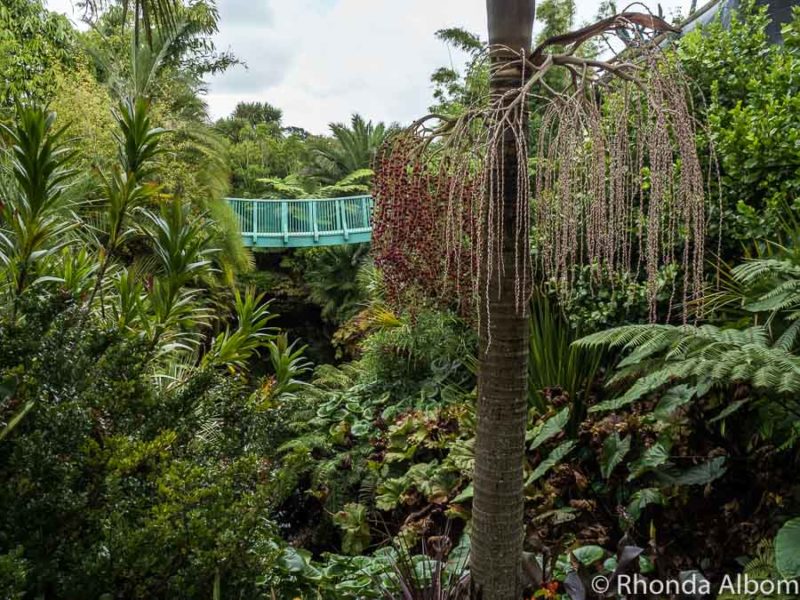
top-left (45, 0), bottom-right (691, 134)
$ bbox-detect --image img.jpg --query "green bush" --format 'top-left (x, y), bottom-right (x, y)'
top-left (679, 3), bottom-right (800, 254)
top-left (359, 308), bottom-right (476, 398)
top-left (0, 298), bottom-right (294, 598)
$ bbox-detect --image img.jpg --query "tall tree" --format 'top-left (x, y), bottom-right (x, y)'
top-left (470, 5), bottom-right (535, 598)
top-left (535, 0), bottom-right (576, 43)
top-left (373, 4), bottom-right (703, 599)
top-left (80, 0), bottom-right (179, 46)
top-left (232, 101), bottom-right (283, 128)
top-left (0, 0), bottom-right (77, 110)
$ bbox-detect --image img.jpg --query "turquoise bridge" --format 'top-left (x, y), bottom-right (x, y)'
top-left (226, 195), bottom-right (373, 248)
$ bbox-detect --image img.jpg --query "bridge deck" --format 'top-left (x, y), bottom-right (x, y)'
top-left (227, 195), bottom-right (373, 248)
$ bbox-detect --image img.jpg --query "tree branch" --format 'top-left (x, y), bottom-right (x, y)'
top-left (530, 12), bottom-right (680, 64)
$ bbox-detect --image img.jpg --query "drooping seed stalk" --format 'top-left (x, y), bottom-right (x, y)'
top-left (374, 44), bottom-right (708, 324)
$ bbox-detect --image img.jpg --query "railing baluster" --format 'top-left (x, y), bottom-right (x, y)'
top-left (311, 201), bottom-right (319, 242)
top-left (281, 201), bottom-right (289, 244)
top-left (252, 200), bottom-right (258, 244)
top-left (323, 201), bottom-right (330, 232)
top-left (360, 196), bottom-right (369, 230)
top-left (338, 198), bottom-right (349, 240)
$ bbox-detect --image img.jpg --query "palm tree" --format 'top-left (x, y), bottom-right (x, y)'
top-left (308, 114), bottom-right (390, 185)
top-left (469, 2), bottom-right (536, 598)
top-left (82, 0), bottom-right (179, 47)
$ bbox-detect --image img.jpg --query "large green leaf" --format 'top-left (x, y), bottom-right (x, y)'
top-left (776, 518), bottom-right (800, 578)
top-left (653, 385), bottom-right (695, 419)
top-left (572, 545), bottom-right (605, 566)
top-left (528, 407), bottom-right (569, 450)
top-left (445, 532), bottom-right (471, 579)
top-left (665, 456), bottom-right (727, 486)
top-left (280, 546), bottom-right (313, 573)
top-left (627, 488), bottom-right (665, 520)
top-left (350, 420), bottom-right (372, 437)
top-left (332, 503), bottom-right (371, 555)
top-left (527, 440), bottom-right (577, 485)
top-left (628, 442), bottom-right (671, 481)
top-left (375, 478), bottom-right (406, 511)
top-left (452, 483), bottom-right (474, 504)
top-left (600, 433), bottom-right (630, 479)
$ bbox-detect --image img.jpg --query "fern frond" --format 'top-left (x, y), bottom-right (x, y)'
top-left (575, 325), bottom-right (672, 349)
top-left (583, 318), bottom-right (800, 413)
top-left (732, 258), bottom-right (800, 284)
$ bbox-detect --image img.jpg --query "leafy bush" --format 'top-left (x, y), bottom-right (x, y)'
top-left (0, 547), bottom-right (27, 600)
top-left (359, 308), bottom-right (476, 398)
top-left (0, 0), bottom-right (77, 110)
top-left (679, 2), bottom-right (800, 253)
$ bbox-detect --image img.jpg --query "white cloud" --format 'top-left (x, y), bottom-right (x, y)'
top-left (46, 0), bottom-right (693, 134)
top-left (218, 0), bottom-right (273, 24)
top-left (45, 0), bottom-right (87, 28)
top-left (206, 0), bottom-right (488, 133)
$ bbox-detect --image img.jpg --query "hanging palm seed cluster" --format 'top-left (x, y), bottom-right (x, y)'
top-left (373, 13), bottom-right (709, 323)
top-left (534, 49), bottom-right (707, 321)
top-left (372, 134), bottom-right (481, 317)
top-left (373, 44), bottom-right (536, 320)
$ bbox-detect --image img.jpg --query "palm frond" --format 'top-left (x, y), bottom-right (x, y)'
top-left (308, 114), bottom-right (392, 185)
top-left (82, 0), bottom-right (180, 48)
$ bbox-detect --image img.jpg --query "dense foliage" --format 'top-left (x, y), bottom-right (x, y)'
top-left (2, 1), bottom-right (800, 598)
top-left (0, 0), bottom-right (77, 109)
top-left (679, 3), bottom-right (800, 251)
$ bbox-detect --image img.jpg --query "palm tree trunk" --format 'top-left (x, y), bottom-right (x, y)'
top-left (471, 2), bottom-right (535, 599)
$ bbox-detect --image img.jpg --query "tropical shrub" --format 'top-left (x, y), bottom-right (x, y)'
top-left (0, 0), bottom-right (77, 110)
top-left (302, 244), bottom-right (371, 326)
top-left (679, 3), bottom-right (800, 253)
top-left (549, 244), bottom-right (800, 585)
top-left (0, 98), bottom-right (307, 598)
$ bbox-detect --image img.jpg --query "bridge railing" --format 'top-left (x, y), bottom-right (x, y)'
top-left (226, 195), bottom-right (373, 248)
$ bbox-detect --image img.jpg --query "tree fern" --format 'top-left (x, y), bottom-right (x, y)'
top-left (576, 322), bottom-right (800, 411)
top-left (318, 168), bottom-right (374, 198)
